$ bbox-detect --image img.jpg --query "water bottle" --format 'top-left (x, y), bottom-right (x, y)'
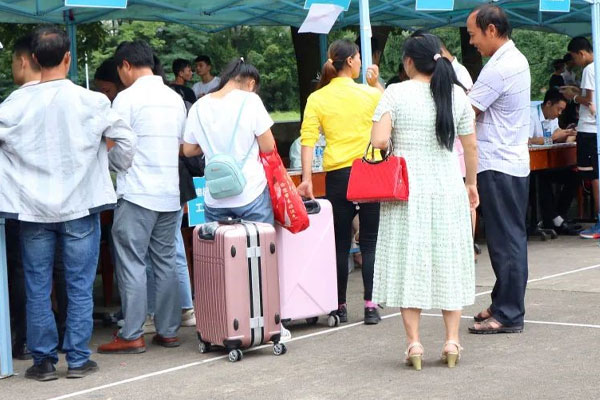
top-left (543, 129), bottom-right (552, 146)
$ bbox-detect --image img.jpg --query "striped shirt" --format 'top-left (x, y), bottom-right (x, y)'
top-left (469, 40), bottom-right (531, 177)
top-left (113, 75), bottom-right (187, 212)
top-left (0, 79), bottom-right (136, 223)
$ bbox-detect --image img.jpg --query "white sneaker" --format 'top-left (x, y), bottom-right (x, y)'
top-left (280, 325), bottom-right (292, 342)
top-left (181, 309), bottom-right (196, 327)
top-left (143, 315), bottom-right (156, 334)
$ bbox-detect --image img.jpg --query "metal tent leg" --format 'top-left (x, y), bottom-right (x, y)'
top-left (0, 218), bottom-right (13, 379)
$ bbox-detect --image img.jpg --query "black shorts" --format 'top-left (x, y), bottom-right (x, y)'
top-left (577, 131), bottom-right (599, 180)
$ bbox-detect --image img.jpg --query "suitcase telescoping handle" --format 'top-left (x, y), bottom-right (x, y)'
top-left (197, 218), bottom-right (243, 241)
top-left (303, 200), bottom-right (321, 215)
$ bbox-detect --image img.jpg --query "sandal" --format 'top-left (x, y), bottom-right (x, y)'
top-left (468, 317), bottom-right (524, 334)
top-left (441, 340), bottom-right (463, 368)
top-left (405, 342), bottom-right (424, 371)
top-left (473, 307), bottom-right (492, 322)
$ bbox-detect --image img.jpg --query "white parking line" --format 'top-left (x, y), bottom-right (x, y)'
top-left (47, 263), bottom-right (600, 400)
top-left (474, 263), bottom-right (600, 296)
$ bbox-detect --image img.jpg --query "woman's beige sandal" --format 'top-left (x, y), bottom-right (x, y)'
top-left (405, 342), bottom-right (424, 371)
top-left (441, 340), bottom-right (463, 368)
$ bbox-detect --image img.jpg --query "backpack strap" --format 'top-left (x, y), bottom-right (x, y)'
top-left (198, 93), bottom-right (251, 164)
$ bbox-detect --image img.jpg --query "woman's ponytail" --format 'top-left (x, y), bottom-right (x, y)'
top-left (430, 56), bottom-right (457, 151)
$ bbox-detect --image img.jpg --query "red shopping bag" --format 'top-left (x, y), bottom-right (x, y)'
top-left (260, 146), bottom-right (309, 233)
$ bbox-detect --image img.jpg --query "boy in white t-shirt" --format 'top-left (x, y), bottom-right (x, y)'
top-left (561, 37), bottom-right (599, 238)
top-left (192, 55), bottom-right (221, 99)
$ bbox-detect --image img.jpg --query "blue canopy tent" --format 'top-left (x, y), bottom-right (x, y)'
top-left (1, 0), bottom-right (600, 378)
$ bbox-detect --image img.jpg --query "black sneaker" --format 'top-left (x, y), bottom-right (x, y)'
top-left (25, 359), bottom-right (58, 382)
top-left (12, 343), bottom-right (32, 361)
top-left (67, 360), bottom-right (99, 379)
top-left (364, 307), bottom-right (381, 325)
top-left (336, 304), bottom-right (348, 323)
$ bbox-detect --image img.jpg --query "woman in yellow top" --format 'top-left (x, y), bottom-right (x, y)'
top-left (298, 39), bottom-right (384, 325)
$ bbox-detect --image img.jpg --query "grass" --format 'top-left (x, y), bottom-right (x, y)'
top-left (270, 110), bottom-right (300, 122)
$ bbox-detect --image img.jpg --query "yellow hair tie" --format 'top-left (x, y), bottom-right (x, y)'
top-left (327, 58), bottom-right (333, 64)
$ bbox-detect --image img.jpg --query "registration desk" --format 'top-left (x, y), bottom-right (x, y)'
top-left (528, 142), bottom-right (578, 239)
top-left (529, 142), bottom-right (577, 171)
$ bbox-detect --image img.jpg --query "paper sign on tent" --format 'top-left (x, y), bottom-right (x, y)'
top-left (299, 4), bottom-right (344, 34)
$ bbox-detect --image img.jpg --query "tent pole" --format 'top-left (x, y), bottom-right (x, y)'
top-left (0, 218), bottom-right (13, 379)
top-left (319, 34), bottom-right (328, 67)
top-left (67, 22), bottom-right (78, 83)
top-left (358, 0), bottom-right (372, 84)
top-left (592, 0), bottom-right (600, 237)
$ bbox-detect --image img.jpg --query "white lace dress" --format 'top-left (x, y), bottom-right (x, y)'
top-left (372, 80), bottom-right (476, 310)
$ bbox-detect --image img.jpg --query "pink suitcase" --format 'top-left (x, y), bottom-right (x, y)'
top-left (193, 220), bottom-right (286, 362)
top-left (275, 200), bottom-right (340, 327)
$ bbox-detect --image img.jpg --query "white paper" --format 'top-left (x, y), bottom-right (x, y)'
top-left (298, 4), bottom-right (343, 34)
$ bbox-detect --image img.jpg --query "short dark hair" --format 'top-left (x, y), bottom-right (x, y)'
top-left (563, 52), bottom-right (573, 62)
top-left (470, 5), bottom-right (511, 39)
top-left (543, 88), bottom-right (567, 105)
top-left (13, 33), bottom-right (40, 71)
top-left (114, 40), bottom-right (155, 69)
top-left (567, 36), bottom-right (593, 54)
top-left (94, 57), bottom-right (123, 86)
top-left (172, 58), bottom-right (191, 77)
top-left (31, 25), bottom-right (70, 68)
top-left (194, 55), bottom-right (212, 65)
top-left (552, 58), bottom-right (565, 71)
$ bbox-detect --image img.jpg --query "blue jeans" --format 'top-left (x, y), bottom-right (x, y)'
top-left (19, 214), bottom-right (100, 368)
top-left (147, 208), bottom-right (193, 314)
top-left (204, 186), bottom-right (274, 225)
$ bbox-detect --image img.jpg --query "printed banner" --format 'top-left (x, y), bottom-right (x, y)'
top-left (304, 0), bottom-right (351, 11)
top-left (415, 0), bottom-right (454, 11)
top-left (187, 177), bottom-right (206, 226)
top-left (65, 0), bottom-right (127, 8)
top-left (539, 0), bottom-right (571, 12)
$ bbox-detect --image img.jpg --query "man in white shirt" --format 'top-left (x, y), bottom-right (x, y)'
top-left (0, 26), bottom-right (136, 381)
top-left (192, 55), bottom-right (221, 98)
top-left (98, 40), bottom-right (187, 354)
top-left (466, 5), bottom-right (530, 334)
top-left (529, 89), bottom-right (580, 235)
top-left (561, 37), bottom-right (600, 239)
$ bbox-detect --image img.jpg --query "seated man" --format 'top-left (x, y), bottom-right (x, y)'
top-left (529, 89), bottom-right (581, 235)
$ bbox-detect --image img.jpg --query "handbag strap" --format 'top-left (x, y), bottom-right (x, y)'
top-left (363, 139), bottom-right (394, 164)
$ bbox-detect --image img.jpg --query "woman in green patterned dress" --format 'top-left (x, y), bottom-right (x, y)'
top-left (370, 33), bottom-right (478, 370)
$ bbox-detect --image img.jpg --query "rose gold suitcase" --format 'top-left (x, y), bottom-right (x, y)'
top-left (193, 220), bottom-right (286, 362)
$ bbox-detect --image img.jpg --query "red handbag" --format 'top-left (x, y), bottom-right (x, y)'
top-left (346, 141), bottom-right (409, 203)
top-left (259, 145), bottom-right (310, 233)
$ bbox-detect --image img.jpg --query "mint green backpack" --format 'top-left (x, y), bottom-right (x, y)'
top-left (201, 95), bottom-right (252, 199)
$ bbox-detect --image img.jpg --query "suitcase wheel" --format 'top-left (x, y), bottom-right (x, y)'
top-left (306, 317), bottom-right (319, 325)
top-left (198, 341), bottom-right (212, 354)
top-left (273, 343), bottom-right (287, 356)
top-left (327, 314), bottom-right (340, 328)
top-left (228, 349), bottom-right (243, 362)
